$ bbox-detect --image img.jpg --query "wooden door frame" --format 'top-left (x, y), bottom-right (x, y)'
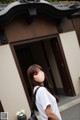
top-left (54, 35), bottom-right (76, 96)
top-left (10, 35), bottom-right (76, 108)
top-left (10, 43), bottom-right (32, 108)
top-left (10, 35), bottom-right (58, 108)
top-left (0, 101), bottom-right (4, 112)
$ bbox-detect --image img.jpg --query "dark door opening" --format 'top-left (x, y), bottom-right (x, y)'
top-left (14, 40), bottom-right (57, 106)
top-left (11, 36), bottom-right (75, 107)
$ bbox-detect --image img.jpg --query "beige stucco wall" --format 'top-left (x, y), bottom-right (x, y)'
top-left (0, 45), bottom-right (30, 120)
top-left (59, 31), bottom-right (80, 95)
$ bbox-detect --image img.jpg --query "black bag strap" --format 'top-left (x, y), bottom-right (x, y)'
top-left (31, 87), bottom-right (40, 116)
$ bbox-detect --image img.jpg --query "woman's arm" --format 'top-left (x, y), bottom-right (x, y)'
top-left (45, 105), bottom-right (60, 120)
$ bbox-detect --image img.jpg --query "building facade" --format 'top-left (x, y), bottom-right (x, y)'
top-left (0, 1), bottom-right (80, 120)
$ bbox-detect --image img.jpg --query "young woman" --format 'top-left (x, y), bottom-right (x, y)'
top-left (27, 64), bottom-right (62, 120)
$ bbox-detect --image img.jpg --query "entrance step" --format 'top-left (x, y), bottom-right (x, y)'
top-left (58, 95), bottom-right (80, 112)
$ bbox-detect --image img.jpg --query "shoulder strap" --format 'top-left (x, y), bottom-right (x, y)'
top-left (31, 87), bottom-right (40, 116)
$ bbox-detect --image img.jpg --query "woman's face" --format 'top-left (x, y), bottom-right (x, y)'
top-left (33, 68), bottom-right (45, 84)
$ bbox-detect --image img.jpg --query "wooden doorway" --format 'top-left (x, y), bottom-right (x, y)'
top-left (10, 35), bottom-right (75, 107)
top-left (0, 101), bottom-right (4, 112)
top-left (49, 37), bottom-right (75, 96)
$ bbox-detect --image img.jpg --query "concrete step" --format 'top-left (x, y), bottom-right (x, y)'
top-left (58, 95), bottom-right (80, 112)
top-left (61, 104), bottom-right (80, 120)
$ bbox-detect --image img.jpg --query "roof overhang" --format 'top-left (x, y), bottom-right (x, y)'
top-left (0, 1), bottom-right (80, 26)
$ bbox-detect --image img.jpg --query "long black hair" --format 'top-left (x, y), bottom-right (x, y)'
top-left (27, 64), bottom-right (59, 102)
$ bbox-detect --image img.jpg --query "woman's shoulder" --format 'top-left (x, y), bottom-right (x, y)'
top-left (38, 86), bottom-right (46, 92)
top-left (34, 86), bottom-right (47, 93)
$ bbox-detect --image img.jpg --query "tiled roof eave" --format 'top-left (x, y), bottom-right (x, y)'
top-left (0, 1), bottom-right (80, 26)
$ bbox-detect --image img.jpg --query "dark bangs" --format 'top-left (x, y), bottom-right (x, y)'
top-left (27, 64), bottom-right (42, 76)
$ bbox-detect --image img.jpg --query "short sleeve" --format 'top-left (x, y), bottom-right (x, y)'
top-left (37, 87), bottom-right (51, 110)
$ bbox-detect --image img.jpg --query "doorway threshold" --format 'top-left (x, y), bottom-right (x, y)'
top-left (58, 95), bottom-right (80, 112)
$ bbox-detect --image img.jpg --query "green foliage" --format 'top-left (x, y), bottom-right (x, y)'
top-left (0, 0), bottom-right (16, 3)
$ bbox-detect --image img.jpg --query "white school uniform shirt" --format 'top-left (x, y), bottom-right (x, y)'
top-left (34, 86), bottom-right (62, 120)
